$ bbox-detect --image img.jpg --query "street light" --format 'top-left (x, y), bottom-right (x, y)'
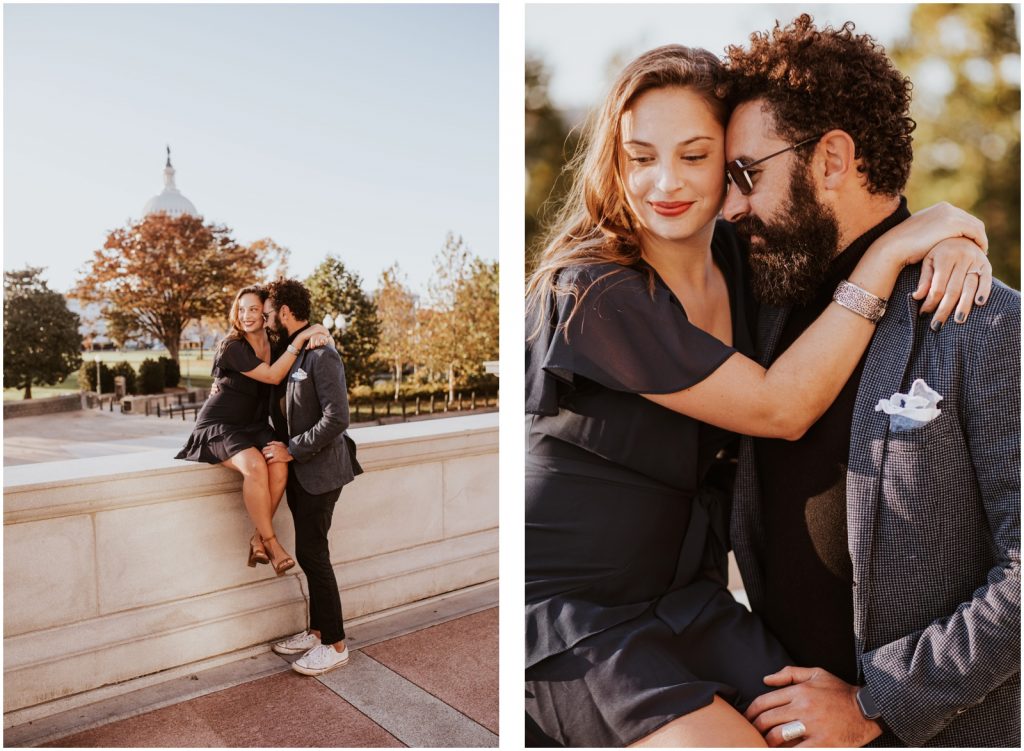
top-left (322, 313), bottom-right (348, 334)
top-left (322, 313), bottom-right (348, 333)
top-left (94, 354), bottom-right (101, 398)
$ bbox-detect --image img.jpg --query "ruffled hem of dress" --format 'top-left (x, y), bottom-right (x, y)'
top-left (174, 422), bottom-right (271, 464)
top-left (526, 596), bottom-right (652, 669)
top-left (526, 579), bottom-right (727, 670)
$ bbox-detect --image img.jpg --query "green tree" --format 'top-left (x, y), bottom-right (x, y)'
top-left (109, 361), bottom-right (138, 395)
top-left (3, 267), bottom-right (83, 399)
top-left (78, 360), bottom-right (115, 394)
top-left (890, 3), bottom-right (1021, 287)
top-left (526, 54), bottom-right (581, 272)
top-left (305, 256), bottom-right (380, 388)
top-left (139, 359), bottom-right (166, 395)
top-left (455, 258), bottom-right (499, 379)
top-left (374, 264), bottom-right (418, 400)
top-left (424, 234), bottom-right (499, 403)
top-left (73, 214), bottom-right (285, 362)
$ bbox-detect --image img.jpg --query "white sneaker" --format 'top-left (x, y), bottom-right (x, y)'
top-left (272, 630), bottom-right (320, 655)
top-left (292, 644), bottom-right (350, 676)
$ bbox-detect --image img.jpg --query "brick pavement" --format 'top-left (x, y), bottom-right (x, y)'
top-left (4, 591), bottom-right (498, 748)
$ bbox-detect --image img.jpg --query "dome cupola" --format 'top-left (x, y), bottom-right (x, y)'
top-left (143, 146), bottom-right (198, 217)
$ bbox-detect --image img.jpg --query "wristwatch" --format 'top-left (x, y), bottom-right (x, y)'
top-left (856, 685), bottom-right (883, 721)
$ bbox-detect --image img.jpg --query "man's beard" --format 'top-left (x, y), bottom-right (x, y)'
top-left (733, 162), bottom-right (841, 306)
top-left (266, 323), bottom-right (285, 344)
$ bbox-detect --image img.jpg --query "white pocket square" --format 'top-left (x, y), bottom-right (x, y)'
top-left (875, 378), bottom-right (943, 433)
top-left (290, 368), bottom-right (308, 382)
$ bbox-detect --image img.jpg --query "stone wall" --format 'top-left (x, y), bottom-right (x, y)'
top-left (2, 413), bottom-right (498, 714)
top-left (2, 394), bottom-right (82, 420)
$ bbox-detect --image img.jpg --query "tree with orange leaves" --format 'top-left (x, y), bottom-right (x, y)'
top-left (73, 213), bottom-right (281, 362)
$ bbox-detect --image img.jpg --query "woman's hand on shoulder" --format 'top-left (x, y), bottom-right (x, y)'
top-left (873, 202), bottom-right (988, 270)
top-left (307, 333), bottom-right (336, 350)
top-left (300, 323), bottom-right (336, 350)
top-left (913, 237), bottom-right (993, 329)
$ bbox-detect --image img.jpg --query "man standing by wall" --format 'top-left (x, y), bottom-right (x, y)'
top-left (723, 15), bottom-right (1019, 747)
top-left (262, 278), bottom-right (362, 677)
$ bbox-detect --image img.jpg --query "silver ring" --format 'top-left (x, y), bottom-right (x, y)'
top-left (966, 268), bottom-right (983, 276)
top-left (779, 720), bottom-right (807, 742)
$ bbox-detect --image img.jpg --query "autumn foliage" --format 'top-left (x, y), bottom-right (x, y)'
top-left (73, 213), bottom-right (273, 361)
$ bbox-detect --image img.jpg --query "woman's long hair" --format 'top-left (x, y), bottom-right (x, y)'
top-left (526, 45), bottom-right (731, 339)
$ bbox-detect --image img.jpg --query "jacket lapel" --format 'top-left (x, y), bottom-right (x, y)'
top-left (847, 273), bottom-right (919, 658)
top-left (285, 350), bottom-right (306, 434)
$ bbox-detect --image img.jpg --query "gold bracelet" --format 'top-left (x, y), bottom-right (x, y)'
top-left (833, 280), bottom-right (887, 323)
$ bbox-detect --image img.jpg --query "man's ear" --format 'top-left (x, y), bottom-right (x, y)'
top-left (278, 304), bottom-right (291, 323)
top-left (818, 129), bottom-right (858, 190)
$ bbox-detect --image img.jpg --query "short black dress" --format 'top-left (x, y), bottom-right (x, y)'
top-left (525, 223), bottom-right (791, 747)
top-left (175, 338), bottom-right (275, 464)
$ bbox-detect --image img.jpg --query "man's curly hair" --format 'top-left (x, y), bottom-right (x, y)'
top-left (725, 13), bottom-right (915, 196)
top-left (265, 278), bottom-right (312, 322)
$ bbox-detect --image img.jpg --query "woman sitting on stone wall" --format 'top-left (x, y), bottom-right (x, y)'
top-left (175, 285), bottom-right (332, 574)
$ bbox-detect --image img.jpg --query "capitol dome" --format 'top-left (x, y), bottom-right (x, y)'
top-left (143, 147), bottom-right (198, 218)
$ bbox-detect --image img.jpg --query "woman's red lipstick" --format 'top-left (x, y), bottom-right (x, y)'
top-left (650, 201), bottom-right (694, 217)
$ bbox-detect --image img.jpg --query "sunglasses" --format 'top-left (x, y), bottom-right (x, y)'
top-left (725, 135), bottom-right (823, 195)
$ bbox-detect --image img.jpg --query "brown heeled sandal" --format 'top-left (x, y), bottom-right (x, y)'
top-left (247, 532), bottom-right (270, 567)
top-left (263, 534), bottom-right (296, 576)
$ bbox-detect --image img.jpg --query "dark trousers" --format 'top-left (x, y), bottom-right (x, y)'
top-left (286, 472), bottom-right (345, 644)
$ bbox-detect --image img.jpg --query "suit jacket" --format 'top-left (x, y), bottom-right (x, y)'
top-left (732, 266), bottom-right (1020, 747)
top-left (276, 344), bottom-right (361, 495)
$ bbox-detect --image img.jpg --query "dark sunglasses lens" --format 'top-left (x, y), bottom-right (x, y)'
top-left (726, 162), bottom-right (752, 195)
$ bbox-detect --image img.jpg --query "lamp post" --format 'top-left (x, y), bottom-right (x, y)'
top-left (94, 354), bottom-right (101, 399)
top-left (322, 313), bottom-right (347, 335)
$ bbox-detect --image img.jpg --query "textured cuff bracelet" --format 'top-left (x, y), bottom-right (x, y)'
top-left (286, 344), bottom-right (300, 356)
top-left (834, 280), bottom-right (887, 323)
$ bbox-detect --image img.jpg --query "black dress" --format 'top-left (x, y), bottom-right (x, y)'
top-left (175, 338), bottom-right (275, 464)
top-left (525, 223), bottom-right (791, 747)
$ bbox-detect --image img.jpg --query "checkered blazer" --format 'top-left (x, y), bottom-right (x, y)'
top-left (732, 267), bottom-right (1021, 747)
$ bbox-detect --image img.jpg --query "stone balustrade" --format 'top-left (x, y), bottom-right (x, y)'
top-left (3, 413), bottom-right (498, 715)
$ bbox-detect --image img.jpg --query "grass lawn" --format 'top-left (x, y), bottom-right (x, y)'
top-left (4, 350), bottom-right (214, 401)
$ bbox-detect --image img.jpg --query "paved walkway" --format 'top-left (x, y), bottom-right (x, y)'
top-left (3, 408), bottom-right (193, 466)
top-left (4, 586), bottom-right (498, 748)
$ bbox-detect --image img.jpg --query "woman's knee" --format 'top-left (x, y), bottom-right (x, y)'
top-left (226, 448), bottom-right (269, 480)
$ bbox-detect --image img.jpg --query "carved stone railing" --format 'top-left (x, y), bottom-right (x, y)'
top-left (3, 413), bottom-right (497, 715)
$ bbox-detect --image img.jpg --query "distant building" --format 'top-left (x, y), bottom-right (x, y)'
top-left (69, 149), bottom-right (215, 350)
top-left (143, 146), bottom-right (198, 218)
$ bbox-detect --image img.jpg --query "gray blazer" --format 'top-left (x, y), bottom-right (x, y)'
top-left (280, 344), bottom-right (360, 495)
top-left (732, 267), bottom-right (1020, 747)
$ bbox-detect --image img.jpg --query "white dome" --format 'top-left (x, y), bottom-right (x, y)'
top-left (144, 150), bottom-right (198, 218)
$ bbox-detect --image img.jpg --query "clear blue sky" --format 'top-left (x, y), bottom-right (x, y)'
top-left (528, 3), bottom-right (922, 112)
top-left (4, 3), bottom-right (497, 295)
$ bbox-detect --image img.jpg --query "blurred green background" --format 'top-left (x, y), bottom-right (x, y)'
top-left (526, 3), bottom-right (1021, 289)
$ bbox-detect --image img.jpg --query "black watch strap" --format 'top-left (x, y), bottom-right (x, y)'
top-left (856, 685), bottom-right (882, 719)
top-left (857, 685), bottom-right (892, 737)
